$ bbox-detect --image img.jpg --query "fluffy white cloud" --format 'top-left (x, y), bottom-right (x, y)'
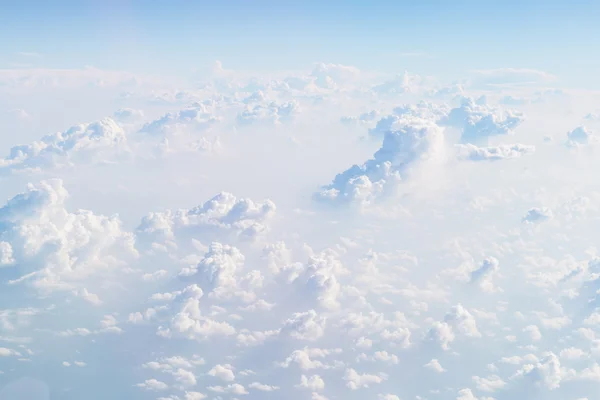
top-left (316, 118), bottom-right (444, 205)
top-left (440, 97), bottom-right (524, 145)
top-left (281, 310), bottom-right (327, 341)
top-left (207, 383), bottom-right (248, 394)
top-left (0, 118), bottom-right (130, 172)
top-left (424, 358), bottom-right (446, 372)
top-left (136, 379), bottom-right (169, 391)
top-left (456, 143), bottom-right (535, 161)
top-left (207, 364), bottom-right (235, 382)
top-left (137, 192), bottom-right (276, 244)
top-left (311, 63), bottom-right (360, 88)
top-left (248, 382), bottom-right (279, 391)
top-left (140, 104), bottom-right (219, 136)
top-left (343, 368), bottom-right (387, 390)
top-left (296, 374), bottom-right (325, 391)
top-left (236, 100), bottom-right (300, 125)
top-left (0, 179), bottom-right (137, 291)
top-left (372, 71), bottom-right (423, 94)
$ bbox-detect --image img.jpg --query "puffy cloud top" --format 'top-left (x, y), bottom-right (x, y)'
top-left (140, 104), bottom-right (219, 135)
top-left (1, 118), bottom-right (129, 171)
top-left (0, 179), bottom-right (137, 290)
top-left (236, 100), bottom-right (300, 125)
top-left (317, 118), bottom-right (443, 204)
top-left (440, 97), bottom-right (524, 145)
top-left (456, 143), bottom-right (535, 161)
top-left (137, 192), bottom-right (276, 243)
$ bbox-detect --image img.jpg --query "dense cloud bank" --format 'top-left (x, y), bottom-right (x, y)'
top-left (0, 61), bottom-right (598, 400)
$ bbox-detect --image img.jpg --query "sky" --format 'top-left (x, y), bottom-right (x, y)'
top-left (2, 1), bottom-right (600, 86)
top-left (2, 1), bottom-right (600, 400)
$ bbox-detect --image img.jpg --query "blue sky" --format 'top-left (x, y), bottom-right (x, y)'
top-left (2, 0), bottom-right (600, 87)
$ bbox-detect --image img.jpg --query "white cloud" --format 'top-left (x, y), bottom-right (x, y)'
top-left (378, 395), bottom-right (401, 400)
top-left (296, 374), bottom-right (325, 391)
top-left (0, 179), bottom-right (138, 291)
top-left (456, 143), bottom-right (535, 161)
top-left (472, 374), bottom-right (506, 392)
top-left (248, 382), bottom-right (279, 391)
top-left (0, 118), bottom-right (130, 172)
top-left (137, 192), bottom-right (276, 244)
top-left (281, 310), bottom-right (327, 341)
top-left (236, 100), bottom-right (300, 125)
top-left (456, 388), bottom-right (478, 400)
top-left (440, 97), bottom-right (525, 145)
top-left (207, 364), bottom-right (235, 382)
top-left (372, 71), bottom-right (423, 94)
top-left (311, 63), bottom-right (360, 88)
top-left (344, 368), bottom-right (387, 390)
top-left (316, 118), bottom-right (444, 205)
top-left (0, 348), bottom-right (21, 357)
top-left (136, 379), bottom-right (169, 391)
top-left (207, 383), bottom-right (248, 395)
top-left (140, 104), bottom-right (219, 136)
top-left (424, 359), bottom-right (446, 372)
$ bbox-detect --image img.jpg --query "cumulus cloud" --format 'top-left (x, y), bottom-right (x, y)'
top-left (137, 192), bottom-right (276, 245)
top-left (296, 374), bottom-right (325, 391)
top-left (236, 100), bottom-right (300, 125)
top-left (566, 126), bottom-right (599, 146)
top-left (372, 71), bottom-right (423, 94)
top-left (311, 63), bottom-right (360, 88)
top-left (456, 143), bottom-right (535, 161)
top-left (440, 97), bottom-right (525, 145)
top-left (0, 118), bottom-right (131, 172)
top-left (316, 118), bottom-right (444, 205)
top-left (0, 179), bottom-right (137, 291)
top-left (343, 368), bottom-right (387, 390)
top-left (424, 358), bottom-right (446, 372)
top-left (140, 103), bottom-right (220, 136)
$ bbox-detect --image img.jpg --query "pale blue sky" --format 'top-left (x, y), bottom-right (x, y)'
top-left (1, 0), bottom-right (600, 87)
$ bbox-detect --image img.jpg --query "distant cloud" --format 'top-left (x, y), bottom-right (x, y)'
top-left (0, 67), bottom-right (148, 89)
top-left (456, 143), bottom-right (535, 161)
top-left (566, 126), bottom-right (599, 146)
top-left (5, 109), bottom-right (29, 119)
top-left (471, 68), bottom-right (557, 87)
